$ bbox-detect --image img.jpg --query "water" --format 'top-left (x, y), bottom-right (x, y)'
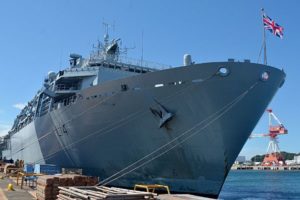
top-left (219, 170), bottom-right (300, 200)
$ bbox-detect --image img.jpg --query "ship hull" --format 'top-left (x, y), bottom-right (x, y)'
top-left (5, 62), bottom-right (285, 198)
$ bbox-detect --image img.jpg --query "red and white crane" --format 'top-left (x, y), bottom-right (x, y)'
top-left (250, 109), bottom-right (288, 166)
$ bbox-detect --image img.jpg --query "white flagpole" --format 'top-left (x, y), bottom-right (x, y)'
top-left (262, 8), bottom-right (267, 65)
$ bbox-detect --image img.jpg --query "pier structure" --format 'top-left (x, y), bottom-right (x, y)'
top-left (250, 109), bottom-right (288, 166)
top-left (232, 165), bottom-right (300, 171)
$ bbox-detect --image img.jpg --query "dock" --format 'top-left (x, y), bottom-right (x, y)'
top-left (0, 174), bottom-right (35, 200)
top-left (231, 165), bottom-right (300, 171)
top-left (0, 162), bottom-right (215, 200)
top-left (0, 173), bottom-right (215, 200)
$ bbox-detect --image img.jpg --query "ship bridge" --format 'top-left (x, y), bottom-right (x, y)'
top-left (8, 30), bottom-right (171, 134)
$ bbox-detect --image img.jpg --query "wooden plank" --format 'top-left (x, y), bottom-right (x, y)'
top-left (69, 187), bottom-right (107, 198)
top-left (106, 193), bottom-right (152, 197)
top-left (59, 190), bottom-right (78, 198)
top-left (85, 189), bottom-right (108, 197)
top-left (60, 188), bottom-right (104, 199)
top-left (58, 187), bottom-right (90, 199)
top-left (94, 187), bottom-right (122, 194)
top-left (58, 186), bottom-right (155, 200)
top-left (110, 187), bottom-right (155, 196)
top-left (57, 194), bottom-right (76, 200)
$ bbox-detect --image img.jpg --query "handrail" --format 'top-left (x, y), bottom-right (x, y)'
top-left (89, 55), bottom-right (170, 70)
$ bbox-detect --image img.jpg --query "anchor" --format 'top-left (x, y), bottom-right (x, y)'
top-left (150, 99), bottom-right (174, 128)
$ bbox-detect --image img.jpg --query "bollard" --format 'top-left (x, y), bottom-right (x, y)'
top-left (7, 183), bottom-right (14, 191)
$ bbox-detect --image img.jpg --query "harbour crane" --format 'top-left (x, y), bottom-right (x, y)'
top-left (250, 109), bottom-right (288, 166)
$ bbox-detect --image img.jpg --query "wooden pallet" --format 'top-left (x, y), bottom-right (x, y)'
top-left (57, 186), bottom-right (157, 200)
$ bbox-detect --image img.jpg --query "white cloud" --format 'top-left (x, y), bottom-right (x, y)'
top-left (13, 103), bottom-right (26, 110)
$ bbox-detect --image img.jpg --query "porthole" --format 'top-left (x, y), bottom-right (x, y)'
top-left (261, 71), bottom-right (269, 81)
top-left (218, 67), bottom-right (230, 77)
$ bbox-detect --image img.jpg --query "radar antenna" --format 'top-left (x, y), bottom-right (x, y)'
top-left (89, 22), bottom-right (136, 63)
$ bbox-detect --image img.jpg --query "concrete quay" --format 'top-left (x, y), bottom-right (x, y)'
top-left (231, 165), bottom-right (300, 171)
top-left (0, 173), bottom-right (215, 200)
top-left (0, 175), bottom-right (35, 200)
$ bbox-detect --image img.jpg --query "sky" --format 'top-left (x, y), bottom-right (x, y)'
top-left (0, 0), bottom-right (299, 159)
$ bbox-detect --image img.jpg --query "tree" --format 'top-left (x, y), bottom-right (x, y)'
top-left (251, 152), bottom-right (300, 162)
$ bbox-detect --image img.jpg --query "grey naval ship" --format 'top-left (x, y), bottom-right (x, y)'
top-left (1, 31), bottom-right (286, 198)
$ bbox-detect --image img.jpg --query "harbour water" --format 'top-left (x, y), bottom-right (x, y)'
top-left (219, 170), bottom-right (300, 200)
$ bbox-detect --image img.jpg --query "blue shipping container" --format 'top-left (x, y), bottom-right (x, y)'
top-left (34, 164), bottom-right (61, 175)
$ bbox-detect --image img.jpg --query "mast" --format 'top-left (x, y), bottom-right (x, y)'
top-left (262, 8), bottom-right (267, 65)
top-left (141, 30), bottom-right (144, 67)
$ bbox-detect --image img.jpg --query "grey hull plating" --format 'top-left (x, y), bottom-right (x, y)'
top-left (7, 62), bottom-right (285, 198)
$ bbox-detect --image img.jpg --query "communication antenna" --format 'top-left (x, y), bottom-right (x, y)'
top-left (59, 49), bottom-right (63, 70)
top-left (113, 20), bottom-right (116, 34)
top-left (102, 22), bottom-right (115, 35)
top-left (120, 46), bottom-right (136, 56)
top-left (141, 29), bottom-right (144, 66)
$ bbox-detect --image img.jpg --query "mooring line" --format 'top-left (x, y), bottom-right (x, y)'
top-left (31, 73), bottom-right (215, 164)
top-left (98, 81), bottom-right (258, 186)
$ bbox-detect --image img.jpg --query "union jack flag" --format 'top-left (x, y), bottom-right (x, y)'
top-left (263, 14), bottom-right (284, 39)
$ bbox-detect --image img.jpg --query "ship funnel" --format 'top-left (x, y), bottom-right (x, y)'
top-left (183, 54), bottom-right (192, 66)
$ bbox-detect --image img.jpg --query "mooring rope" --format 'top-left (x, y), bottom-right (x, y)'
top-left (29, 73), bottom-right (215, 164)
top-left (98, 81), bottom-right (259, 186)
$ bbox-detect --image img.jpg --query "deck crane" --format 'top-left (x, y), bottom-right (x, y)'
top-left (250, 109), bottom-right (288, 166)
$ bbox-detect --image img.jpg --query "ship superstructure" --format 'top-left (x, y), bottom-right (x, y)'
top-left (2, 30), bottom-right (286, 198)
top-left (8, 33), bottom-right (164, 135)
